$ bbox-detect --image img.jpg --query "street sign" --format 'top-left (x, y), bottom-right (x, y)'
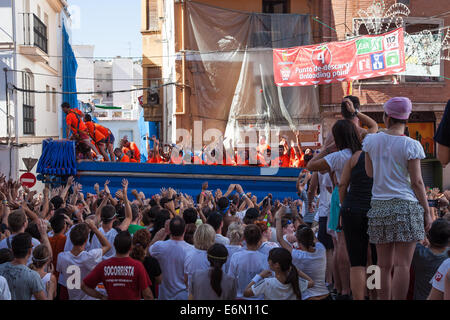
top-left (20, 172), bottom-right (36, 188)
top-left (22, 157), bottom-right (38, 172)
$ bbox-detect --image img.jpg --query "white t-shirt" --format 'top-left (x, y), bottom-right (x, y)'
top-left (184, 248), bottom-right (210, 288)
top-left (56, 248), bottom-right (103, 300)
top-left (291, 242), bottom-right (329, 300)
top-left (363, 132), bottom-right (425, 201)
top-left (224, 245), bottom-right (243, 274)
top-left (150, 239), bottom-right (194, 300)
top-left (258, 241), bottom-right (279, 256)
top-left (31, 273), bottom-right (52, 300)
top-left (227, 250), bottom-right (269, 300)
top-left (215, 234), bottom-right (230, 246)
top-left (0, 276), bottom-right (11, 300)
top-left (430, 258), bottom-right (450, 293)
top-left (251, 276), bottom-right (309, 300)
top-left (235, 210), bottom-right (246, 221)
top-left (90, 227), bottom-right (118, 260)
top-left (324, 148), bottom-right (352, 184)
top-left (0, 234), bottom-right (41, 265)
top-left (317, 172), bottom-right (333, 218)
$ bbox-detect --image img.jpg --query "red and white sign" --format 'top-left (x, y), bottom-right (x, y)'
top-left (138, 95), bottom-right (144, 106)
top-left (273, 28), bottom-right (406, 87)
top-left (20, 172), bottom-right (36, 188)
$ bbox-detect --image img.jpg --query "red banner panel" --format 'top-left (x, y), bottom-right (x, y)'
top-left (273, 28), bottom-right (406, 87)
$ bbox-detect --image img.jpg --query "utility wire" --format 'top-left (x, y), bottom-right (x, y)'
top-left (5, 69), bottom-right (167, 81)
top-left (11, 82), bottom-right (182, 95)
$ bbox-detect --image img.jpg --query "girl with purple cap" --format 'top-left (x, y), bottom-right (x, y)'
top-left (363, 97), bottom-right (432, 300)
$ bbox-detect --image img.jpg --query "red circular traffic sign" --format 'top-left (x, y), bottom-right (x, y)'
top-left (20, 172), bottom-right (36, 188)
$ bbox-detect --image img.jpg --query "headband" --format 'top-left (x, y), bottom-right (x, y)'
top-left (207, 254), bottom-right (228, 260)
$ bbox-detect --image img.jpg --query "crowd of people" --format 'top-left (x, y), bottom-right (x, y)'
top-left (0, 96), bottom-right (449, 300)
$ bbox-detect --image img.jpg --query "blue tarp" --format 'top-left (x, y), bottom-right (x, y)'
top-left (62, 25), bottom-right (78, 138)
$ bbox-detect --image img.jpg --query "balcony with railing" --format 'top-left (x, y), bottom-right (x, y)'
top-left (18, 13), bottom-right (49, 63)
top-left (92, 109), bottom-right (140, 121)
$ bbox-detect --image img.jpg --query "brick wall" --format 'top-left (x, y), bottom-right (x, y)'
top-left (318, 0), bottom-right (450, 109)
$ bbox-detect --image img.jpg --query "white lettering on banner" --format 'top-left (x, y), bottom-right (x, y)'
top-left (66, 265), bottom-right (81, 290)
top-left (103, 265), bottom-right (135, 277)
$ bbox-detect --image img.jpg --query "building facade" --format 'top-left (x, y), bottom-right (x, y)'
top-left (141, 0), bottom-right (450, 189)
top-left (73, 45), bottom-right (144, 151)
top-left (0, 0), bottom-right (72, 182)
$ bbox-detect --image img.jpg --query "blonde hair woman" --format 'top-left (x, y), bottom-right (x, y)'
top-left (184, 224), bottom-right (216, 287)
top-left (224, 221), bottom-right (245, 273)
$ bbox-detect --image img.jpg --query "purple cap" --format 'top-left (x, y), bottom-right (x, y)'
top-left (383, 97), bottom-right (412, 120)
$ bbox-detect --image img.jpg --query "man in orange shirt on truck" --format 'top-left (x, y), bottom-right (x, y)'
top-left (120, 136), bottom-right (141, 163)
top-left (84, 114), bottom-right (115, 162)
top-left (61, 102), bottom-right (99, 158)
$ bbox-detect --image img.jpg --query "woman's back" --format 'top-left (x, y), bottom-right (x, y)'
top-left (363, 132), bottom-right (425, 201)
top-left (291, 242), bottom-right (328, 300)
top-left (343, 152), bottom-right (373, 211)
top-left (190, 268), bottom-right (237, 300)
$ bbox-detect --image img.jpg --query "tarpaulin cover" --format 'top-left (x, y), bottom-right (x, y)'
top-left (184, 1), bottom-right (320, 148)
top-left (62, 25), bottom-right (78, 138)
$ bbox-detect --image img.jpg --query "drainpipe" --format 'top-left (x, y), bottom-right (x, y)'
top-left (10, 0), bottom-right (19, 179)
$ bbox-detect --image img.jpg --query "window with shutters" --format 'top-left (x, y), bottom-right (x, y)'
top-left (147, 0), bottom-right (159, 31)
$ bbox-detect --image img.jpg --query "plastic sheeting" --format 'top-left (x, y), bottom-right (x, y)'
top-left (184, 1), bottom-right (320, 148)
top-left (62, 25), bottom-right (78, 138)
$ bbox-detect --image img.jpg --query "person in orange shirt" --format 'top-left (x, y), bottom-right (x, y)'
top-left (121, 136), bottom-right (141, 163)
top-left (61, 103), bottom-right (98, 156)
top-left (256, 135), bottom-right (270, 155)
top-left (290, 131), bottom-right (305, 168)
top-left (114, 148), bottom-right (131, 162)
top-left (84, 114), bottom-right (115, 162)
top-left (146, 135), bottom-right (164, 164)
top-left (83, 117), bottom-right (110, 162)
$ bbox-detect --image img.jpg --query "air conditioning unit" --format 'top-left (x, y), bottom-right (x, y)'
top-left (148, 89), bottom-right (159, 106)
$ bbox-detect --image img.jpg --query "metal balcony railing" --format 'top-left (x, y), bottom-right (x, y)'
top-left (21, 13), bottom-right (48, 54)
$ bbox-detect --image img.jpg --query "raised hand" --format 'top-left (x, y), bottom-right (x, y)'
top-left (343, 97), bottom-right (356, 114)
top-left (121, 179), bottom-right (129, 191)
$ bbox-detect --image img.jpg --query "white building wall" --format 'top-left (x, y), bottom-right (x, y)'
top-left (0, 0), bottom-right (69, 184)
top-left (73, 45), bottom-right (94, 103)
top-left (112, 58), bottom-right (134, 109)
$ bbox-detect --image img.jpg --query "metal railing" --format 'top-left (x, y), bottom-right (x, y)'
top-left (21, 13), bottom-right (48, 54)
top-left (93, 109), bottom-right (139, 121)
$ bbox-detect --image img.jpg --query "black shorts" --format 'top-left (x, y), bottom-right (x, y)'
top-left (318, 216), bottom-right (334, 250)
top-left (341, 207), bottom-right (377, 267)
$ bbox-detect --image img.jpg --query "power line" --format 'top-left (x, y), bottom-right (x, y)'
top-left (11, 82), bottom-right (182, 95)
top-left (5, 69), bottom-right (167, 82)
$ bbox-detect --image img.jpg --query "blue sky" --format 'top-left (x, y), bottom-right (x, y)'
top-left (69, 0), bottom-right (142, 58)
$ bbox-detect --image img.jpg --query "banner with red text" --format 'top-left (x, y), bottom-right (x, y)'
top-left (273, 28), bottom-right (406, 87)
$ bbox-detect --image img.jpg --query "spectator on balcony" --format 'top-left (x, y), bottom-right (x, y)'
top-left (120, 136), bottom-right (141, 163)
top-left (84, 114), bottom-right (115, 162)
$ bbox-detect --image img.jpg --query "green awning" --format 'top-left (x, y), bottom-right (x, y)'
top-left (95, 105), bottom-right (122, 110)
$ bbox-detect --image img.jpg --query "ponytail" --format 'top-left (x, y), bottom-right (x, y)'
top-left (287, 263), bottom-right (302, 300)
top-left (209, 260), bottom-right (223, 297)
top-left (207, 243), bottom-right (229, 298)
